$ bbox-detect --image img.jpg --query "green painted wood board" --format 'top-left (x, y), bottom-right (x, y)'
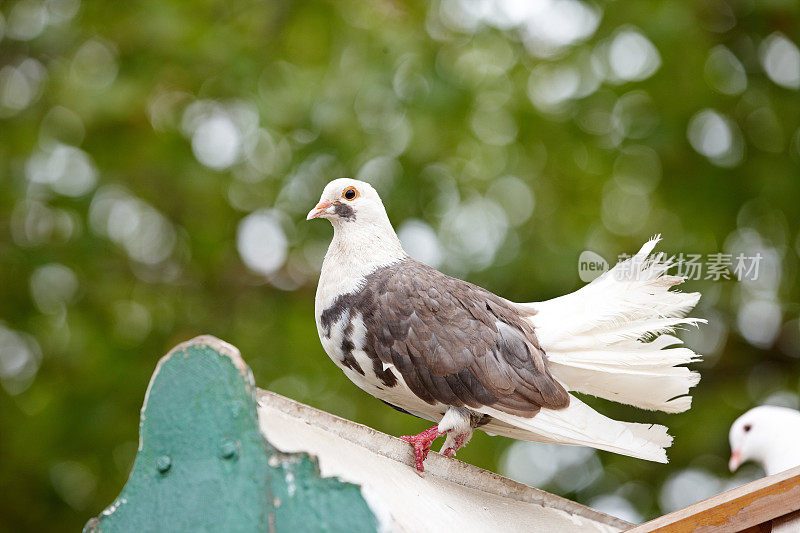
top-left (84, 336), bottom-right (378, 533)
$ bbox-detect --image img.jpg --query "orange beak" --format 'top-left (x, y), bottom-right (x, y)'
top-left (307, 200), bottom-right (332, 220)
top-left (729, 449), bottom-right (742, 472)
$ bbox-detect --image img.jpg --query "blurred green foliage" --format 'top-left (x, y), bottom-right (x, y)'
top-left (1, 0), bottom-right (799, 530)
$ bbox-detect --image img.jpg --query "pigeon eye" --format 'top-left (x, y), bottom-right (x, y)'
top-left (343, 187), bottom-right (358, 200)
top-left (743, 424), bottom-right (752, 433)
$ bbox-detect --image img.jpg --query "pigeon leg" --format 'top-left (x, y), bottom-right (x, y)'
top-left (400, 407), bottom-right (474, 472)
top-left (441, 430), bottom-right (472, 458)
top-left (399, 425), bottom-right (443, 472)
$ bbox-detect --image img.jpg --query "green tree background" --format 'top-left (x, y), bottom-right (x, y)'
top-left (1, 0), bottom-right (799, 530)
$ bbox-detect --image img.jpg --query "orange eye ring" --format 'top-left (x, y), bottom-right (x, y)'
top-left (342, 186), bottom-right (359, 201)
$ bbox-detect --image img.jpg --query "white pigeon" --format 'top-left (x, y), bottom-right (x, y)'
top-left (308, 178), bottom-right (703, 472)
top-left (729, 405), bottom-right (800, 475)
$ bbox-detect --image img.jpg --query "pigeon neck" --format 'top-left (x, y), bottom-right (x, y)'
top-left (325, 218), bottom-right (407, 279)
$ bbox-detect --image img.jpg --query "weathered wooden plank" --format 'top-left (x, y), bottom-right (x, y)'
top-left (627, 465), bottom-right (800, 532)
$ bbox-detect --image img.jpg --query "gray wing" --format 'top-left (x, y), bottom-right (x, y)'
top-left (360, 260), bottom-right (570, 417)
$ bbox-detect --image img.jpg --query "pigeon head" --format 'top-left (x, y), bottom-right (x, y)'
top-left (307, 178), bottom-right (388, 226)
top-left (728, 405), bottom-right (800, 474)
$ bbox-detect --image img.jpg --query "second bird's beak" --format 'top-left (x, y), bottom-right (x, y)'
top-left (307, 200), bottom-right (332, 220)
top-left (729, 449), bottom-right (742, 472)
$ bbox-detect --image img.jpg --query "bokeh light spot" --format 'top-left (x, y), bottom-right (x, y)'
top-left (71, 38), bottom-right (118, 90)
top-left (659, 469), bottom-right (722, 512)
top-left (687, 109), bottom-right (743, 167)
top-left (704, 46), bottom-right (747, 95)
top-left (607, 27), bottom-right (661, 82)
top-left (192, 113), bottom-right (242, 170)
top-left (0, 325), bottom-right (42, 395)
top-left (237, 209), bottom-right (289, 277)
top-left (737, 298), bottom-right (782, 349)
top-left (30, 263), bottom-right (79, 315)
top-left (26, 143), bottom-right (98, 197)
top-left (0, 59), bottom-right (47, 116)
top-left (398, 219), bottom-right (443, 268)
top-left (760, 32), bottom-right (800, 90)
top-left (7, 0), bottom-right (48, 41)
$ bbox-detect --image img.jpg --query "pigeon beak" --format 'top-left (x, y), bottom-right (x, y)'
top-left (729, 449), bottom-right (742, 472)
top-left (307, 200), bottom-right (332, 220)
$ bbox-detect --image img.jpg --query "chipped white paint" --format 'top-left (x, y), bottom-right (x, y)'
top-left (101, 497), bottom-right (128, 517)
top-left (285, 470), bottom-right (296, 497)
top-left (257, 389), bottom-right (628, 533)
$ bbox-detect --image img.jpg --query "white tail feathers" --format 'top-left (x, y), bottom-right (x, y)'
top-left (522, 235), bottom-right (704, 413)
top-left (504, 236), bottom-right (703, 462)
top-left (546, 334), bottom-right (700, 413)
top-left (481, 395), bottom-right (672, 463)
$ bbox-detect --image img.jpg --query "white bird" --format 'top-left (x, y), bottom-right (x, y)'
top-left (308, 178), bottom-right (703, 472)
top-left (729, 405), bottom-right (800, 475)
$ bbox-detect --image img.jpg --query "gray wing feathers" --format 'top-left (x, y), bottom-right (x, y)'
top-left (365, 259), bottom-right (569, 417)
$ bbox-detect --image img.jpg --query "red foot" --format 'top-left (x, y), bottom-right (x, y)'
top-left (442, 432), bottom-right (469, 458)
top-left (399, 425), bottom-right (443, 472)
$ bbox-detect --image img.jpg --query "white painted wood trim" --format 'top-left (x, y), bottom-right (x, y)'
top-left (257, 389), bottom-right (631, 533)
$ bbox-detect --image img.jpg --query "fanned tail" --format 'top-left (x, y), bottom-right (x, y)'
top-left (520, 235), bottom-right (704, 413)
top-left (504, 236), bottom-right (703, 461)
